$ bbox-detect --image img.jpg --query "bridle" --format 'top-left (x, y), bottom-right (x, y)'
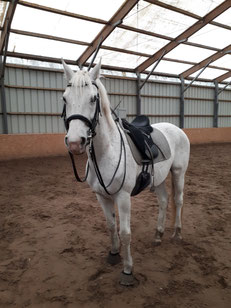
top-left (61, 80), bottom-right (126, 195)
top-left (62, 81), bottom-right (101, 138)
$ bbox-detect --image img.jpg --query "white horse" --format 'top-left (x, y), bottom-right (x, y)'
top-left (62, 60), bottom-right (190, 286)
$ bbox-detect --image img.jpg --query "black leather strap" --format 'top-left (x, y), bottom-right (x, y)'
top-left (65, 114), bottom-right (92, 131)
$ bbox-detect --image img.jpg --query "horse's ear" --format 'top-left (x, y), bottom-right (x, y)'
top-left (90, 59), bottom-right (101, 81)
top-left (61, 58), bottom-right (74, 81)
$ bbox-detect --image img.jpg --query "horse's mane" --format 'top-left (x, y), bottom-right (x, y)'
top-left (70, 70), bottom-right (114, 128)
top-left (70, 70), bottom-right (91, 89)
top-left (95, 78), bottom-right (115, 128)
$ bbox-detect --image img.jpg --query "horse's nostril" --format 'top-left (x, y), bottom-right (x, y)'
top-left (65, 136), bottom-right (68, 146)
top-left (81, 137), bottom-right (86, 145)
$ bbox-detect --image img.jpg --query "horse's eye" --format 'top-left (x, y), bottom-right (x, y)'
top-left (90, 95), bottom-right (96, 104)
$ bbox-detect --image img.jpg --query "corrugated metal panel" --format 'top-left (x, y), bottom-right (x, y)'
top-left (2, 66), bottom-right (231, 134)
top-left (4, 66), bottom-right (65, 133)
top-left (217, 87), bottom-right (231, 127)
top-left (141, 81), bottom-right (180, 126)
top-left (101, 78), bottom-right (136, 115)
top-left (185, 117), bottom-right (213, 128)
top-left (149, 116), bottom-right (179, 126)
top-left (184, 85), bottom-right (214, 100)
top-left (184, 85), bottom-right (214, 128)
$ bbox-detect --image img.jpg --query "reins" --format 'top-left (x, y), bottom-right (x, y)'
top-left (88, 120), bottom-right (126, 195)
top-left (61, 81), bottom-right (126, 195)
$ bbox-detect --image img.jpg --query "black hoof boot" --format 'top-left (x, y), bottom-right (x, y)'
top-left (119, 271), bottom-right (137, 286)
top-left (154, 230), bottom-right (164, 246)
top-left (107, 252), bottom-right (121, 266)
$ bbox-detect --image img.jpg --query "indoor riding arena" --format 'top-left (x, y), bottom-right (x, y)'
top-left (0, 1), bottom-right (231, 308)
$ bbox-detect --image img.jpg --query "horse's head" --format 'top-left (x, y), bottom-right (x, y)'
top-left (62, 60), bottom-right (101, 155)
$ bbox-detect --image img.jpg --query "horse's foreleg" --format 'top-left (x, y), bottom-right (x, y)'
top-left (154, 182), bottom-right (168, 245)
top-left (96, 194), bottom-right (120, 263)
top-left (116, 192), bottom-right (136, 286)
top-left (171, 168), bottom-right (185, 241)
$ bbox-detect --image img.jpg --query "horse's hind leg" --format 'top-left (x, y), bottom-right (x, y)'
top-left (171, 168), bottom-right (186, 241)
top-left (96, 194), bottom-right (121, 265)
top-left (154, 181), bottom-right (169, 245)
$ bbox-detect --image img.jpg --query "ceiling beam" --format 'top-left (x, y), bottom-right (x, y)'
top-left (4, 51), bottom-right (224, 82)
top-left (10, 28), bottom-right (231, 73)
top-left (215, 71), bottom-right (231, 82)
top-left (76, 0), bottom-right (139, 67)
top-left (181, 44), bottom-right (231, 78)
top-left (144, 0), bottom-right (231, 31)
top-left (9, 28), bottom-right (151, 58)
top-left (6, 51), bottom-right (136, 73)
top-left (5, 51), bottom-right (224, 83)
top-left (144, 0), bottom-right (200, 19)
top-left (18, 0), bottom-right (107, 25)
top-left (9, 0), bottom-right (231, 41)
top-left (0, 0), bottom-right (18, 55)
top-left (7, 0), bottom-right (224, 55)
top-left (135, 0), bottom-right (231, 73)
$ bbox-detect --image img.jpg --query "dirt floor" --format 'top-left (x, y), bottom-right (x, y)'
top-left (0, 143), bottom-right (230, 308)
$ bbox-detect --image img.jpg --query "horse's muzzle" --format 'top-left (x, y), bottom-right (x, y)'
top-left (65, 137), bottom-right (86, 155)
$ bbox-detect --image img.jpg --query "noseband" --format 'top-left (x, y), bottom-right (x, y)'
top-left (61, 81), bottom-right (101, 139)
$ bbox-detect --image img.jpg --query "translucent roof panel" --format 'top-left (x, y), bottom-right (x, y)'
top-left (213, 7), bottom-right (231, 26)
top-left (188, 24), bottom-right (231, 49)
top-left (4, 0), bottom-right (231, 82)
top-left (212, 55), bottom-right (231, 70)
top-left (0, 1), bottom-right (8, 27)
top-left (26, 0), bottom-right (125, 20)
top-left (158, 0), bottom-right (224, 17)
top-left (8, 34), bottom-right (87, 60)
top-left (191, 67), bottom-right (228, 80)
top-left (223, 77), bottom-right (231, 82)
top-left (148, 60), bottom-right (192, 75)
top-left (166, 44), bottom-right (216, 63)
top-left (103, 28), bottom-right (170, 55)
top-left (88, 49), bottom-right (148, 69)
top-left (12, 5), bottom-right (104, 42)
top-left (123, 0), bottom-right (196, 38)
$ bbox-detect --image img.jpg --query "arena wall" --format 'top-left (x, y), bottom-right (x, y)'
top-left (0, 127), bottom-right (231, 161)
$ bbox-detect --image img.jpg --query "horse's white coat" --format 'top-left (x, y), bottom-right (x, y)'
top-left (62, 61), bottom-right (190, 277)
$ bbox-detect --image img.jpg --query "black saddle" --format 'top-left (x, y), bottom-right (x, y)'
top-left (121, 115), bottom-right (159, 196)
top-left (122, 115), bottom-right (158, 161)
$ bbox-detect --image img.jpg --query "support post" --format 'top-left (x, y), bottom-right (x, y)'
top-left (0, 22), bottom-right (9, 134)
top-left (0, 0), bottom-right (18, 134)
top-left (180, 76), bottom-right (185, 129)
top-left (0, 58), bottom-right (8, 134)
top-left (213, 81), bottom-right (219, 128)
top-left (136, 72), bottom-right (141, 116)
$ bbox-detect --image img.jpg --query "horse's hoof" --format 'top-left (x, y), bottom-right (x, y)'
top-left (107, 252), bottom-right (121, 266)
top-left (154, 230), bottom-right (163, 246)
top-left (171, 227), bottom-right (182, 243)
top-left (119, 271), bottom-right (137, 286)
top-left (153, 239), bottom-right (162, 246)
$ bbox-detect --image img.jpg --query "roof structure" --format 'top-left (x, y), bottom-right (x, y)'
top-left (1, 0), bottom-right (231, 83)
